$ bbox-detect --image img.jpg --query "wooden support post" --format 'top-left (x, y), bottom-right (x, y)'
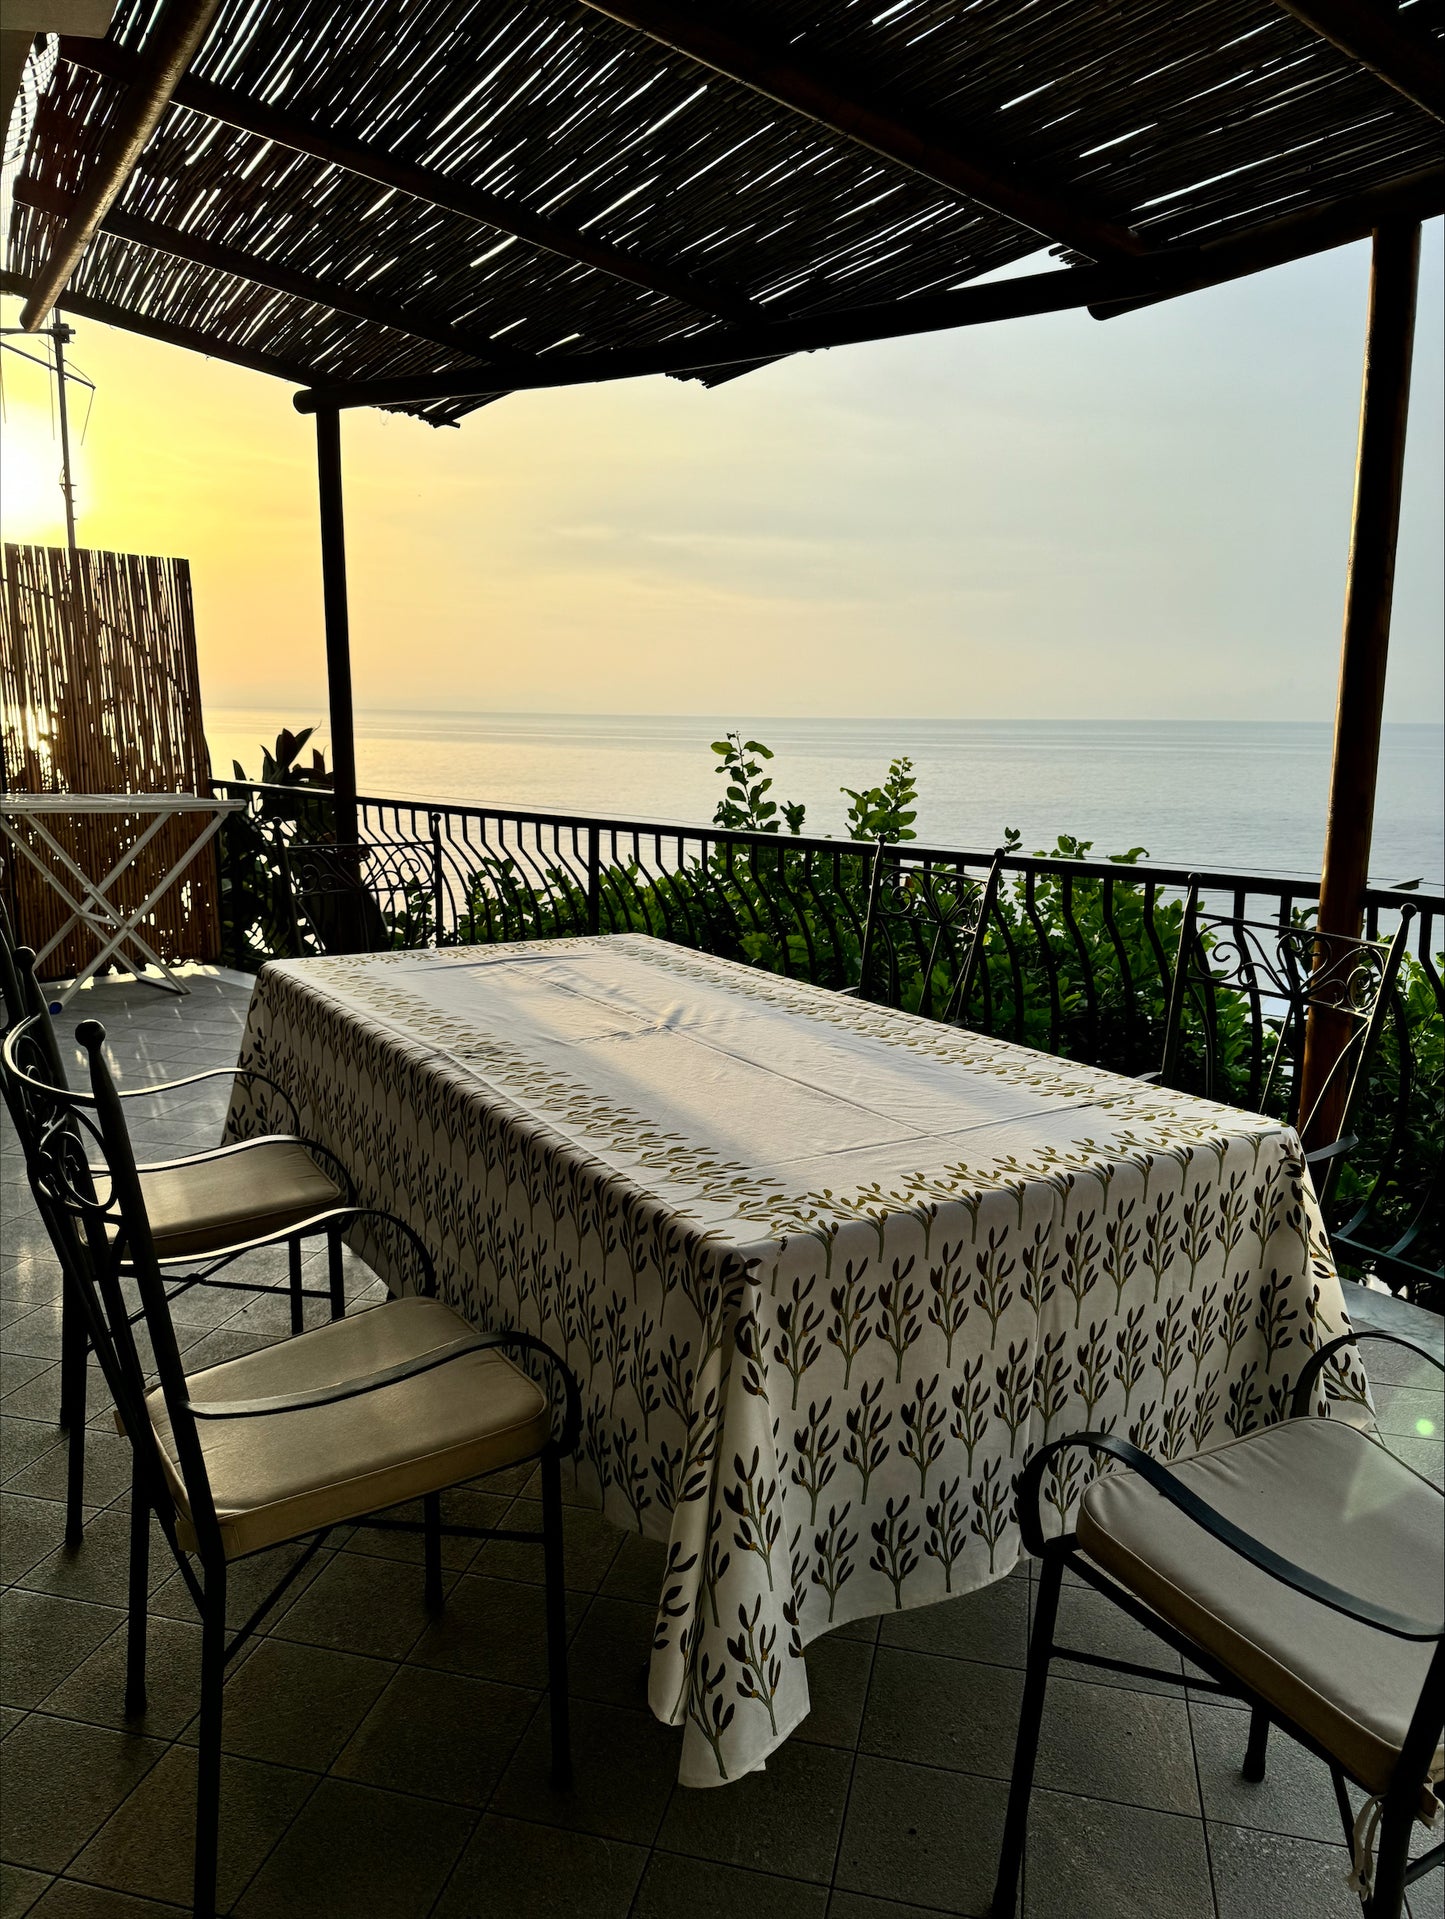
top-left (314, 404), bottom-right (363, 950)
top-left (1301, 223), bottom-right (1420, 1148)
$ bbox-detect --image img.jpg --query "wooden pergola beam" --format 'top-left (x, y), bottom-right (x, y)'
top-left (292, 165), bottom-right (1443, 413)
top-left (574, 0), bottom-right (1145, 262)
top-left (313, 404), bottom-right (364, 950)
top-left (12, 177), bottom-right (526, 368)
top-left (294, 266), bottom-right (1113, 411)
top-left (21, 0), bottom-right (222, 328)
top-left (1301, 221), bottom-right (1422, 1145)
top-left (57, 36), bottom-right (758, 324)
top-left (1272, 0), bottom-right (1445, 122)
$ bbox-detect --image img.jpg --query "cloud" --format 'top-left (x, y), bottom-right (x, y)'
top-left (1, 220), bottom-right (1439, 726)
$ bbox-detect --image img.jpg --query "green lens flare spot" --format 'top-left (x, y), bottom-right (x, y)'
top-left (1414, 1418), bottom-right (1436, 1438)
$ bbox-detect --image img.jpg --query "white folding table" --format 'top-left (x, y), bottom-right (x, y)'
top-left (0, 793), bottom-right (243, 1005)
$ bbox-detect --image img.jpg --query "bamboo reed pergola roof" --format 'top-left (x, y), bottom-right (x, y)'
top-left (3, 0), bottom-right (1443, 424)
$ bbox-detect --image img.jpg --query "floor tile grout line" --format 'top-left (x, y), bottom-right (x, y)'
top-left (453, 1571), bottom-right (670, 1919)
top-left (16, 977), bottom-right (1422, 1916)
top-left (188, 1733), bottom-right (328, 1918)
top-left (0, 1698), bottom-right (173, 1889)
top-left (820, 1603), bottom-right (884, 1907)
top-left (374, 1474), bottom-right (620, 1916)
top-left (1184, 1678), bottom-right (1224, 1919)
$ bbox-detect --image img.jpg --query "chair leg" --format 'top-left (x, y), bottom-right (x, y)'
top-left (124, 1465), bottom-right (149, 1718)
top-left (193, 1568), bottom-right (227, 1919)
top-left (64, 1398), bottom-right (87, 1550)
top-left (1361, 1797), bottom-right (1414, 1919)
top-left (1242, 1704), bottom-right (1270, 1783)
top-left (540, 1451), bottom-right (572, 1790)
top-left (61, 1274), bottom-right (88, 1547)
top-left (58, 1269), bottom-right (82, 1427)
top-left (327, 1227), bottom-right (346, 1320)
top-left (423, 1491), bottom-right (444, 1614)
top-left (288, 1236), bottom-right (304, 1336)
top-left (991, 1553), bottom-right (1063, 1919)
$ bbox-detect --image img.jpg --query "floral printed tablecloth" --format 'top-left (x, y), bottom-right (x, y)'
top-left (229, 935), bottom-right (1363, 1786)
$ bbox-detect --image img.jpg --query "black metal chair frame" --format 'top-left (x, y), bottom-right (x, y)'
top-left (850, 843), bottom-right (1005, 1021)
top-left (4, 1010), bottom-right (580, 1919)
top-left (282, 836), bottom-right (437, 953)
top-left (991, 1329), bottom-right (1445, 1919)
top-left (1153, 889), bottom-right (1414, 1205)
top-left (0, 934), bottom-right (362, 1546)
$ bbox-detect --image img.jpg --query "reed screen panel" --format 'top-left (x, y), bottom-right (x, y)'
top-left (0, 541), bottom-right (221, 976)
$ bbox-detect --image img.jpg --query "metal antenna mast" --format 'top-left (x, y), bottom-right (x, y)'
top-left (51, 322), bottom-right (78, 553)
top-left (0, 318), bottom-right (84, 550)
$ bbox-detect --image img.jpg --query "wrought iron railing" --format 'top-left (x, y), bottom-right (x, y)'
top-left (216, 781), bottom-right (1443, 1302)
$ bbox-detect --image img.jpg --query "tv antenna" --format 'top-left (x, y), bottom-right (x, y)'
top-left (1, 319), bottom-right (93, 553)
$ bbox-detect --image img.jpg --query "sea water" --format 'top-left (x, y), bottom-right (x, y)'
top-left (207, 711), bottom-right (1444, 892)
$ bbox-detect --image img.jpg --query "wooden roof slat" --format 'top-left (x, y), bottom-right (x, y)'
top-left (293, 163), bottom-right (1445, 413)
top-left (21, 0), bottom-right (223, 327)
top-left (574, 0), bottom-right (1148, 261)
top-left (58, 33), bottom-right (762, 324)
top-left (8, 0), bottom-right (1440, 421)
top-left (1271, 0), bottom-right (1445, 120)
top-left (0, 264), bottom-right (315, 385)
top-left (12, 176), bottom-right (531, 368)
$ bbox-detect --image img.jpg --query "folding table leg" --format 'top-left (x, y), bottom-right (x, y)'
top-left (1243, 1704), bottom-right (1270, 1782)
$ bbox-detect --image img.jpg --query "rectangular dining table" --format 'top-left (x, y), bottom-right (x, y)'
top-left (228, 934), bottom-right (1367, 1786)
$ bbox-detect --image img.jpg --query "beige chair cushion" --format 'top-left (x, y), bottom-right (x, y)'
top-left (1078, 1419), bottom-right (1444, 1799)
top-left (139, 1138), bottom-right (343, 1258)
top-left (145, 1296), bottom-right (551, 1559)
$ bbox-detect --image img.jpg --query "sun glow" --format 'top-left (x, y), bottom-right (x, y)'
top-left (0, 400), bottom-right (75, 541)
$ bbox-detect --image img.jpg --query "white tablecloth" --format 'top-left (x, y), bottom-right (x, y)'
top-left (229, 935), bottom-right (1364, 1785)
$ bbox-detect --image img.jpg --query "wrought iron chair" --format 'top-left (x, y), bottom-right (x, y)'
top-left (847, 843), bottom-right (1006, 1021)
top-left (992, 1329), bottom-right (1444, 1919)
top-left (1152, 888), bottom-right (1414, 1208)
top-left (282, 837), bottom-right (436, 953)
top-left (6, 1010), bottom-right (579, 1919)
top-left (0, 928), bottom-right (360, 1545)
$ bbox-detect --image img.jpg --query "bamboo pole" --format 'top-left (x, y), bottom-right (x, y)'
top-left (1300, 222), bottom-right (1421, 1148)
top-left (1270, 0), bottom-right (1445, 122)
top-left (21, 0), bottom-right (224, 330)
top-left (575, 0), bottom-right (1143, 261)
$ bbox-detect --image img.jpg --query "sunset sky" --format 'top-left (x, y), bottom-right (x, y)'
top-left (1, 221), bottom-right (1441, 728)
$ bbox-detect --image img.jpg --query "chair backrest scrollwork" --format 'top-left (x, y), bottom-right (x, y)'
top-left (856, 845), bottom-right (1006, 1025)
top-left (1159, 883), bottom-right (1414, 1154)
top-left (1, 1010), bottom-right (227, 1564)
top-left (283, 838), bottom-right (434, 953)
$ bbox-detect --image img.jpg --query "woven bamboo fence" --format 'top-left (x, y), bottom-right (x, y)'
top-left (0, 542), bottom-right (222, 978)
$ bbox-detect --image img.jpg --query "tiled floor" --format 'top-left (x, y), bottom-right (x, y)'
top-left (2, 971), bottom-right (1442, 1919)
